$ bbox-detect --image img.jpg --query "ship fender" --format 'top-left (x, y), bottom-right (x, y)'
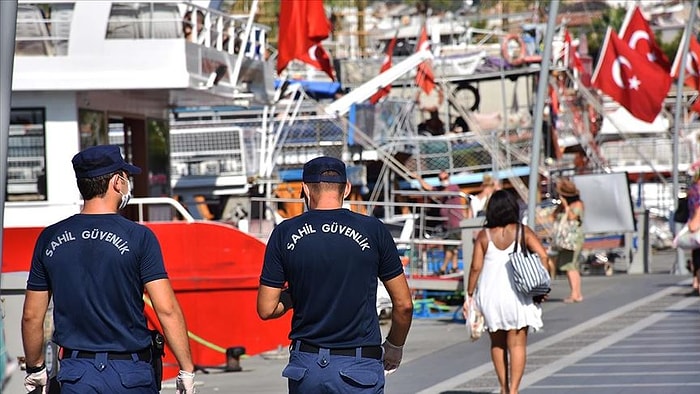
top-left (501, 34), bottom-right (526, 66)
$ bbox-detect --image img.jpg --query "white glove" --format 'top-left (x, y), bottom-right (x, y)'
top-left (381, 339), bottom-right (403, 375)
top-left (175, 370), bottom-right (196, 394)
top-left (24, 365), bottom-right (48, 394)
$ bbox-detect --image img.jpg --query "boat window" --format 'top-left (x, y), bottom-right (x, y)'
top-left (106, 2), bottom-right (183, 40)
top-left (14, 3), bottom-right (74, 57)
top-left (147, 119), bottom-right (171, 197)
top-left (15, 4), bottom-right (53, 56)
top-left (106, 3), bottom-right (141, 39)
top-left (49, 3), bottom-right (74, 56)
top-left (79, 109), bottom-right (108, 148)
top-left (138, 3), bottom-right (182, 39)
top-left (8, 109), bottom-right (47, 202)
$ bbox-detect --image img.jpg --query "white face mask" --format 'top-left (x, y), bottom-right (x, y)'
top-left (117, 175), bottom-right (132, 210)
top-left (441, 180), bottom-right (450, 187)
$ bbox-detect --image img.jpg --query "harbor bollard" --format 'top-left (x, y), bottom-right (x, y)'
top-left (225, 346), bottom-right (246, 372)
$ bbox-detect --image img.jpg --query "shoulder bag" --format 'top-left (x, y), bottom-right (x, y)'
top-left (510, 224), bottom-right (551, 297)
top-left (673, 224), bottom-right (700, 250)
top-left (552, 210), bottom-right (581, 251)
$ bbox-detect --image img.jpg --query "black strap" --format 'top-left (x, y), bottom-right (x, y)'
top-left (520, 223), bottom-right (529, 256)
top-left (291, 340), bottom-right (382, 360)
top-left (513, 224), bottom-right (529, 256)
top-left (62, 347), bottom-right (151, 361)
top-left (25, 362), bottom-right (45, 374)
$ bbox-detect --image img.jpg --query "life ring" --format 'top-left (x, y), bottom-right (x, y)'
top-left (502, 34), bottom-right (526, 66)
top-left (452, 82), bottom-right (480, 112)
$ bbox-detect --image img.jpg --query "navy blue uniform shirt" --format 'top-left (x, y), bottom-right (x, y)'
top-left (27, 214), bottom-right (168, 352)
top-left (260, 208), bottom-right (403, 348)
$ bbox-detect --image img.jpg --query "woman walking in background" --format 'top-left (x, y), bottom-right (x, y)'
top-left (465, 190), bottom-right (549, 394)
top-left (552, 178), bottom-right (585, 303)
top-left (685, 166), bottom-right (700, 295)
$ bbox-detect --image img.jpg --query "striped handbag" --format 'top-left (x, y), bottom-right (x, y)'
top-left (509, 224), bottom-right (551, 297)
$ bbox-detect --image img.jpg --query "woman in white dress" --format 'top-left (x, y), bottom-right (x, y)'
top-left (465, 190), bottom-right (551, 394)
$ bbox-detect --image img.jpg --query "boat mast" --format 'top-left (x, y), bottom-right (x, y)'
top-left (527, 0), bottom-right (559, 227)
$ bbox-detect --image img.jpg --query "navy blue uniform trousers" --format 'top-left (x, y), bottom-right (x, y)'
top-left (283, 342), bottom-right (385, 393)
top-left (58, 351), bottom-right (157, 393)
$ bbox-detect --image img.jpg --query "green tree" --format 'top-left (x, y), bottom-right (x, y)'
top-left (659, 30), bottom-right (682, 66)
top-left (586, 5), bottom-right (626, 58)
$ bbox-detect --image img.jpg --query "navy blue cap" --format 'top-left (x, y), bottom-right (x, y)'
top-left (72, 145), bottom-right (141, 179)
top-left (302, 156), bottom-right (347, 183)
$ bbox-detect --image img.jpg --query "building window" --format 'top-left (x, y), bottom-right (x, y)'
top-left (8, 108), bottom-right (47, 201)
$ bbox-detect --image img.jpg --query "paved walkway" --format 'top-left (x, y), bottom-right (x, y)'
top-left (4, 250), bottom-right (697, 393)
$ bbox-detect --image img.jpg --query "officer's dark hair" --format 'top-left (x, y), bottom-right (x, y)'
top-left (305, 170), bottom-right (346, 196)
top-left (77, 171), bottom-right (122, 200)
top-left (484, 190), bottom-right (519, 228)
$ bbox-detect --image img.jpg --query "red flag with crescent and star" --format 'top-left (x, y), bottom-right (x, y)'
top-left (619, 5), bottom-right (671, 72)
top-left (591, 28), bottom-right (671, 123)
top-left (277, 0), bottom-right (335, 81)
top-left (671, 32), bottom-right (700, 90)
top-left (670, 31), bottom-right (700, 112)
top-left (415, 25), bottom-right (435, 94)
top-left (369, 35), bottom-right (397, 104)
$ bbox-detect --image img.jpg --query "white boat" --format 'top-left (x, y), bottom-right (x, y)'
top-left (7, 0), bottom-right (273, 227)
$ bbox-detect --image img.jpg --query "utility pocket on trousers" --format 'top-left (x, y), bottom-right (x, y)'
top-left (56, 362), bottom-right (87, 385)
top-left (112, 361), bottom-right (153, 388)
top-left (282, 365), bottom-right (308, 382)
top-left (339, 364), bottom-right (380, 387)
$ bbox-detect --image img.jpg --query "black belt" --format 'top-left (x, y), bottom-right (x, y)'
top-left (61, 347), bottom-right (151, 362)
top-left (291, 340), bottom-right (382, 360)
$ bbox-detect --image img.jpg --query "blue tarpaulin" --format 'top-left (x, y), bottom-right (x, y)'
top-left (274, 79), bottom-right (342, 100)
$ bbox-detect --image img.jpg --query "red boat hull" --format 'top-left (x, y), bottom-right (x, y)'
top-left (2, 221), bottom-right (291, 379)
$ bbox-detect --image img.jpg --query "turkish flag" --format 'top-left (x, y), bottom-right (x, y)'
top-left (692, 98), bottom-right (700, 114)
top-left (671, 31), bottom-right (700, 91)
top-left (591, 28), bottom-right (671, 123)
top-left (564, 30), bottom-right (584, 73)
top-left (369, 36), bottom-right (397, 104)
top-left (277, 0), bottom-right (335, 80)
top-left (415, 25), bottom-right (435, 94)
top-left (619, 6), bottom-right (671, 71)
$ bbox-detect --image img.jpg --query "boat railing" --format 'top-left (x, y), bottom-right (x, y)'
top-left (128, 197), bottom-right (194, 223)
top-left (245, 195), bottom-right (465, 276)
top-left (600, 137), bottom-right (693, 170)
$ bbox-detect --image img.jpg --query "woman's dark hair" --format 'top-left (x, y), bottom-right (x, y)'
top-left (563, 195), bottom-right (580, 204)
top-left (484, 190), bottom-right (520, 228)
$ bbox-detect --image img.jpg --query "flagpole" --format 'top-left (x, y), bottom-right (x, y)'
top-left (672, 0), bottom-right (698, 275)
top-left (527, 0), bottom-right (559, 228)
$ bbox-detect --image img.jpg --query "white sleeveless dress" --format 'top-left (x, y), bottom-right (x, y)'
top-left (475, 228), bottom-right (543, 332)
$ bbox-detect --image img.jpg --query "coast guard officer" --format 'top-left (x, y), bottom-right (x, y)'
top-left (21, 145), bottom-right (196, 393)
top-left (257, 156), bottom-right (413, 393)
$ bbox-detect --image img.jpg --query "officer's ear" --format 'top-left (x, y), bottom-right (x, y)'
top-left (343, 181), bottom-right (351, 200)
